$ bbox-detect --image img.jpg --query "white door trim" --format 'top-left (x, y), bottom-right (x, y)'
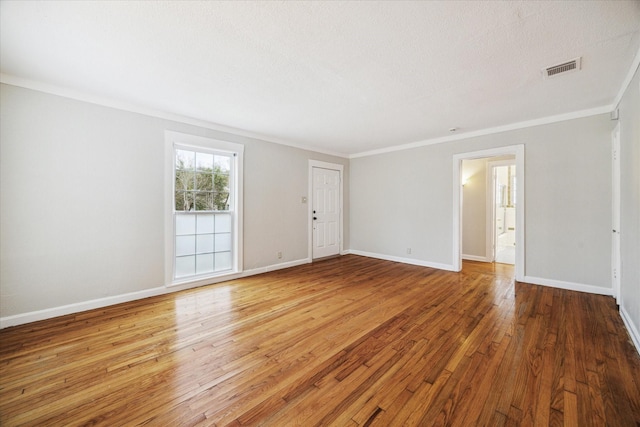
top-left (453, 145), bottom-right (525, 281)
top-left (308, 160), bottom-right (344, 260)
top-left (486, 159), bottom-right (516, 263)
top-left (612, 123), bottom-right (621, 304)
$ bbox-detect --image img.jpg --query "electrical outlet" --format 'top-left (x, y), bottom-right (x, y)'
top-left (406, 248), bottom-right (412, 254)
top-left (277, 251), bottom-right (283, 259)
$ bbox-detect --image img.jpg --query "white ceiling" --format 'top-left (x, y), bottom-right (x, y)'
top-left (1, 1), bottom-right (639, 157)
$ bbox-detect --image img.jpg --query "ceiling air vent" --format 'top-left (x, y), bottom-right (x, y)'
top-left (543, 57), bottom-right (582, 79)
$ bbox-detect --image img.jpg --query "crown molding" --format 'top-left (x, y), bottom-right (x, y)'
top-left (349, 104), bottom-right (612, 159)
top-left (0, 73), bottom-right (350, 159)
top-left (613, 44), bottom-right (640, 109)
top-left (3, 64), bottom-right (633, 161)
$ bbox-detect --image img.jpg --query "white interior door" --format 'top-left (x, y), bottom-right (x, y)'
top-left (312, 167), bottom-right (340, 259)
top-left (612, 123), bottom-right (621, 304)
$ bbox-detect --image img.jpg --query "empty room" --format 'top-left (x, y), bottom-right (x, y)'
top-left (1, 1), bottom-right (640, 425)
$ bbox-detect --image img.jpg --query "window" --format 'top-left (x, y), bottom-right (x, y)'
top-left (174, 149), bottom-right (231, 212)
top-left (165, 131), bottom-right (243, 285)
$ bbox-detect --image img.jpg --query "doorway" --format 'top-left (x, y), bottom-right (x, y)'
top-left (612, 123), bottom-right (621, 304)
top-left (453, 145), bottom-right (525, 282)
top-left (490, 162), bottom-right (516, 265)
top-left (308, 160), bottom-right (343, 260)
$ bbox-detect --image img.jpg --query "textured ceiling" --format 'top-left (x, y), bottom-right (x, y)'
top-left (1, 1), bottom-right (639, 156)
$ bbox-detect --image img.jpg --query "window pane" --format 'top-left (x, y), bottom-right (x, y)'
top-left (214, 155), bottom-right (231, 174)
top-left (196, 253), bottom-right (214, 274)
top-left (196, 214), bottom-right (214, 233)
top-left (195, 192), bottom-right (215, 211)
top-left (214, 173), bottom-right (230, 194)
top-left (176, 170), bottom-right (195, 190)
top-left (215, 251), bottom-right (232, 271)
top-left (196, 234), bottom-right (214, 253)
top-left (176, 150), bottom-right (195, 170)
top-left (215, 213), bottom-right (232, 232)
top-left (175, 191), bottom-right (194, 211)
top-left (196, 152), bottom-right (213, 171)
top-left (196, 171), bottom-right (213, 191)
top-left (176, 235), bottom-right (195, 256)
top-left (173, 143), bottom-right (238, 282)
top-left (213, 192), bottom-right (229, 211)
top-left (214, 233), bottom-right (231, 252)
top-left (176, 214), bottom-right (195, 235)
top-left (175, 256), bottom-right (195, 278)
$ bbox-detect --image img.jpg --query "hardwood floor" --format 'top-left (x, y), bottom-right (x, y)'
top-left (1, 255), bottom-right (639, 426)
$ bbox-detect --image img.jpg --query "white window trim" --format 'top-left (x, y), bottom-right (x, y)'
top-left (164, 131), bottom-right (244, 287)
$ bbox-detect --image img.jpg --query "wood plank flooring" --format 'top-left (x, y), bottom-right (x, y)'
top-left (1, 255), bottom-right (639, 426)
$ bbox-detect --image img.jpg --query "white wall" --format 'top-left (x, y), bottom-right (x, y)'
top-left (350, 144), bottom-right (454, 268)
top-left (2, 79), bottom-right (633, 335)
top-left (462, 158), bottom-right (488, 260)
top-left (617, 65), bottom-right (640, 350)
top-left (350, 114), bottom-right (614, 290)
top-left (0, 84), bottom-right (349, 321)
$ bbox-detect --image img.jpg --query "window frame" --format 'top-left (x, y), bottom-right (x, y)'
top-left (174, 148), bottom-right (233, 213)
top-left (164, 131), bottom-right (243, 287)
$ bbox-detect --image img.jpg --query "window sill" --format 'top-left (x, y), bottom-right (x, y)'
top-left (166, 269), bottom-right (241, 289)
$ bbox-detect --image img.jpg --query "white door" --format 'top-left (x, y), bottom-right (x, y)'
top-left (612, 123), bottom-right (621, 304)
top-left (312, 167), bottom-right (340, 259)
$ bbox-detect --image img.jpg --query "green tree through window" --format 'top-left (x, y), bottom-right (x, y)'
top-left (166, 131), bottom-right (242, 283)
top-left (175, 149), bottom-right (230, 211)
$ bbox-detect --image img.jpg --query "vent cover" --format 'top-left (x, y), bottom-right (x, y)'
top-left (543, 57), bottom-right (582, 79)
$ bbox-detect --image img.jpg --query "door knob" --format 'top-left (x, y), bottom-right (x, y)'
top-left (313, 217), bottom-right (317, 220)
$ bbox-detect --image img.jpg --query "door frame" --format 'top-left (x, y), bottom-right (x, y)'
top-left (487, 159), bottom-right (516, 262)
top-left (453, 145), bottom-right (525, 281)
top-left (308, 160), bottom-right (344, 261)
top-left (612, 123), bottom-right (621, 304)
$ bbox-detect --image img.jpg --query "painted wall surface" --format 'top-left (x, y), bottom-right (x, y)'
top-left (462, 158), bottom-right (488, 259)
top-left (0, 80), bottom-right (629, 326)
top-left (351, 144), bottom-right (453, 265)
top-left (617, 66), bottom-right (640, 343)
top-left (350, 114), bottom-right (614, 288)
top-left (0, 84), bottom-right (349, 318)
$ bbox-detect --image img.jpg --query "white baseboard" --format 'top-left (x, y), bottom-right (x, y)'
top-left (241, 258), bottom-right (311, 276)
top-left (3, 254), bottom-right (631, 357)
top-left (0, 258), bottom-right (311, 329)
top-left (348, 249), bottom-right (456, 271)
top-left (620, 305), bottom-right (640, 356)
top-left (462, 254), bottom-right (491, 262)
top-left (348, 252), bottom-right (638, 357)
top-left (345, 254), bottom-right (613, 297)
top-left (521, 275), bottom-right (613, 296)
top-left (0, 286), bottom-right (168, 329)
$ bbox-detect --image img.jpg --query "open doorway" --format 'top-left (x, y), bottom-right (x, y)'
top-left (453, 145), bottom-right (525, 282)
top-left (490, 161), bottom-right (516, 265)
top-left (460, 157), bottom-right (515, 265)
